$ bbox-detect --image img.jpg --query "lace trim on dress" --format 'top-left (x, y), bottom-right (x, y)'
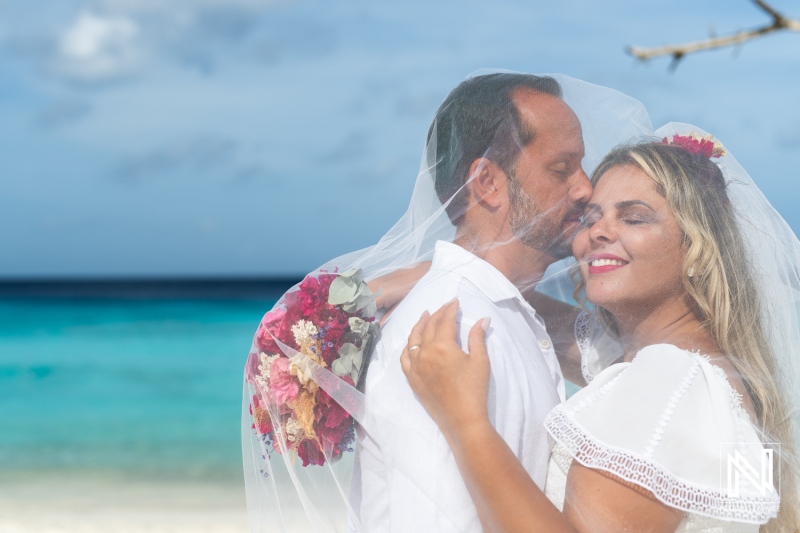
top-left (544, 407), bottom-right (780, 524)
top-left (574, 310), bottom-right (593, 382)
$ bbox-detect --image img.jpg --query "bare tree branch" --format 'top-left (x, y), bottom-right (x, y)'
top-left (628, 0), bottom-right (800, 63)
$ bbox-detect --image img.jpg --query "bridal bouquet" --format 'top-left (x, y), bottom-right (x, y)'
top-left (247, 269), bottom-right (378, 467)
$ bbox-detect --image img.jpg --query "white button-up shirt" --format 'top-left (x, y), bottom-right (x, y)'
top-left (351, 240), bottom-right (564, 532)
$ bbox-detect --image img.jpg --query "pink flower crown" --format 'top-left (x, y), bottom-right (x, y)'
top-left (661, 133), bottom-right (726, 159)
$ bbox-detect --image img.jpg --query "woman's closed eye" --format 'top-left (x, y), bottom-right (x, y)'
top-left (622, 215), bottom-right (648, 225)
top-left (619, 206), bottom-right (655, 225)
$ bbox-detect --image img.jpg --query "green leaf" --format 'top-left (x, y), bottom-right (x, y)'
top-left (328, 276), bottom-right (358, 305)
top-left (332, 358), bottom-right (351, 377)
top-left (338, 342), bottom-right (359, 358)
top-left (349, 317), bottom-right (369, 336)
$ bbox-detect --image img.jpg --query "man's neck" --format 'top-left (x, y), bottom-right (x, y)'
top-left (453, 233), bottom-right (553, 299)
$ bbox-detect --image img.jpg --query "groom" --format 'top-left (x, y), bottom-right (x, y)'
top-left (352, 73), bottom-right (592, 532)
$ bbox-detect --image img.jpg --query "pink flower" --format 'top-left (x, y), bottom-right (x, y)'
top-left (269, 357), bottom-right (300, 405)
top-left (245, 352), bottom-right (260, 379)
top-left (256, 307), bottom-right (287, 352)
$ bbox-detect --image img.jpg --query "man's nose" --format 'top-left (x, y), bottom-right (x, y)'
top-left (569, 168), bottom-right (592, 205)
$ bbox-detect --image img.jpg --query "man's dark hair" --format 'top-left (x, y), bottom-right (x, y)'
top-left (427, 73), bottom-right (562, 223)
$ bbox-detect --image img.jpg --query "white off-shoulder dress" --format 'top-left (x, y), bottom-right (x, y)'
top-left (542, 312), bottom-right (781, 531)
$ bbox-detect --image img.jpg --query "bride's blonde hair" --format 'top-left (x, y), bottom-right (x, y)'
top-left (581, 142), bottom-right (799, 532)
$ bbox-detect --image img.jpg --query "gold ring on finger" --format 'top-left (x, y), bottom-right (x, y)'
top-left (407, 344), bottom-right (421, 354)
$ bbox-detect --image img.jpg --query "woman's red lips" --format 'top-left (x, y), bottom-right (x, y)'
top-left (586, 253), bottom-right (629, 274)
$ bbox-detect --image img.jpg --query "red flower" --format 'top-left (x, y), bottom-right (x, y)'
top-left (662, 135), bottom-right (722, 159)
top-left (324, 402), bottom-right (350, 429)
top-left (314, 387), bottom-right (353, 446)
top-left (297, 439), bottom-right (325, 467)
top-left (317, 419), bottom-right (349, 448)
top-left (298, 275), bottom-right (325, 315)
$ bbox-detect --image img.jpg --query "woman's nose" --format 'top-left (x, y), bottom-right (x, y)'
top-left (588, 217), bottom-right (615, 243)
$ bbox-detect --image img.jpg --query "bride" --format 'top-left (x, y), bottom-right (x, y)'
top-left (399, 135), bottom-right (800, 532)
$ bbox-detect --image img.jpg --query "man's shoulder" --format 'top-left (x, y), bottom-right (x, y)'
top-left (379, 274), bottom-right (515, 342)
top-left (400, 271), bottom-right (496, 308)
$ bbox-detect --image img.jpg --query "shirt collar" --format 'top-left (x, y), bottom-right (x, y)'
top-left (431, 240), bottom-right (527, 304)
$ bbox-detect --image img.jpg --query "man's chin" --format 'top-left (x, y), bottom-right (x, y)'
top-left (544, 231), bottom-right (577, 261)
top-left (518, 230), bottom-right (573, 261)
top-left (546, 241), bottom-right (573, 261)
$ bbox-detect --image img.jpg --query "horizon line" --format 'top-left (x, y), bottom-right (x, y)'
top-left (0, 277), bottom-right (305, 300)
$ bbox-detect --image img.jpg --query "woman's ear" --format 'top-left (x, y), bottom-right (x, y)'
top-left (466, 158), bottom-right (507, 209)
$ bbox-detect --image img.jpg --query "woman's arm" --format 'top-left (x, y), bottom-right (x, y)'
top-left (367, 262), bottom-right (431, 323)
top-left (401, 301), bottom-right (684, 533)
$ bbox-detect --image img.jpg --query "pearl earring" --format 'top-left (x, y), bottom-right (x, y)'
top-left (688, 265), bottom-right (696, 278)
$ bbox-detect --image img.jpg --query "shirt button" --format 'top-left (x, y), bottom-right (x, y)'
top-left (540, 339), bottom-right (551, 350)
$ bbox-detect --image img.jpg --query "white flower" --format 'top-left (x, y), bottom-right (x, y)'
top-left (291, 320), bottom-right (318, 346)
top-left (285, 417), bottom-right (302, 442)
top-left (255, 353), bottom-right (278, 391)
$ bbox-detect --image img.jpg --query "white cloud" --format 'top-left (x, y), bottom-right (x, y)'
top-left (53, 10), bottom-right (141, 82)
top-left (38, 0), bottom-right (283, 82)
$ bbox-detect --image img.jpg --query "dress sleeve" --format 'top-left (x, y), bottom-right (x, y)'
top-left (544, 344), bottom-right (780, 525)
top-left (574, 310), bottom-right (623, 383)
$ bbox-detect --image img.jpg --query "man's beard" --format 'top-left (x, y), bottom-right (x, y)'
top-left (507, 176), bottom-right (574, 260)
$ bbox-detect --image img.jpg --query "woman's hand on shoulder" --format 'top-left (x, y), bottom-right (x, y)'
top-left (400, 299), bottom-right (492, 443)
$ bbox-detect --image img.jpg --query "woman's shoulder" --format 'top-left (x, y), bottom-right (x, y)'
top-left (546, 342), bottom-right (779, 524)
top-left (627, 344), bottom-right (754, 421)
top-left (569, 343), bottom-right (753, 428)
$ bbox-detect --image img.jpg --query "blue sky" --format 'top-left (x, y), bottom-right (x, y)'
top-left (1, 0), bottom-right (798, 277)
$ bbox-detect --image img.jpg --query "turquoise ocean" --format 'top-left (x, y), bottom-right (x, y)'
top-left (0, 288), bottom-right (282, 485)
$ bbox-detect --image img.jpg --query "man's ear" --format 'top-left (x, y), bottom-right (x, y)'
top-left (466, 158), bottom-right (507, 209)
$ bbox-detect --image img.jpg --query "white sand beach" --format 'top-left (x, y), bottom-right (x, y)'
top-left (0, 473), bottom-right (251, 533)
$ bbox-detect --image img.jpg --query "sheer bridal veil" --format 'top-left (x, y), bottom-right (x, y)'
top-left (240, 71), bottom-right (800, 531)
top-left (240, 71), bottom-right (652, 532)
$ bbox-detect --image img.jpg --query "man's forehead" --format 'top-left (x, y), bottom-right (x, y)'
top-left (511, 88), bottom-right (578, 119)
top-left (511, 90), bottom-right (582, 140)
